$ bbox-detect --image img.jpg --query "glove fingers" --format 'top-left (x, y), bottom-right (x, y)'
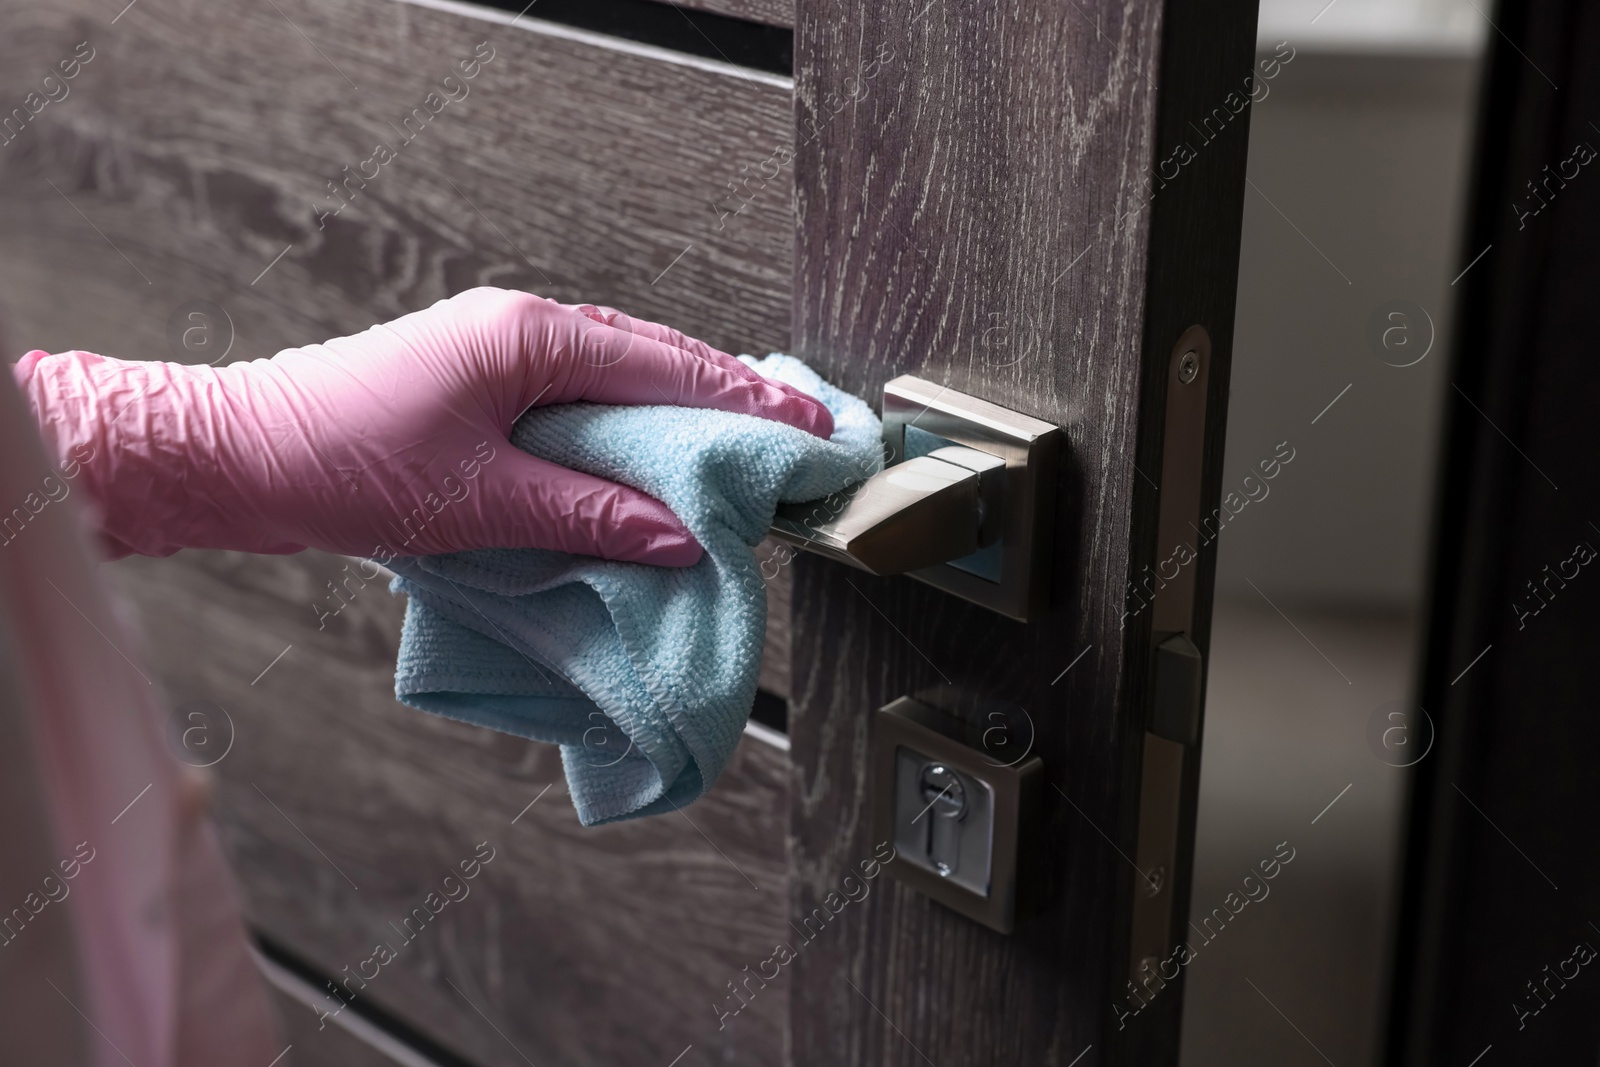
top-left (571, 303), bottom-right (730, 363)
top-left (557, 317), bottom-right (834, 439)
top-left (567, 304), bottom-right (835, 439)
top-left (422, 448), bottom-right (703, 565)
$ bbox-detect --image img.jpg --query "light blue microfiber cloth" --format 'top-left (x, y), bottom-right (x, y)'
top-left (383, 354), bottom-right (882, 826)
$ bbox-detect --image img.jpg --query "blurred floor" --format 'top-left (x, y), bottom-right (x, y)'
top-left (1180, 597), bottom-right (1418, 1067)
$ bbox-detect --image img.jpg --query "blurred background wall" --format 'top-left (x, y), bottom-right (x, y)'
top-left (1181, 0), bottom-right (1484, 1063)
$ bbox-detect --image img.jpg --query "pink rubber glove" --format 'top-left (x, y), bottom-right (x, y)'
top-left (12, 287), bottom-right (831, 565)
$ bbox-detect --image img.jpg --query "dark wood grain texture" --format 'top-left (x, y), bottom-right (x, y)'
top-left (107, 549), bottom-right (790, 1067)
top-left (786, 2), bottom-right (1257, 1065)
top-left (1387, 3), bottom-right (1600, 1063)
top-left (0, 0), bottom-right (792, 361)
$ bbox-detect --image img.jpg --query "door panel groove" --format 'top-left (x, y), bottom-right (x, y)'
top-left (257, 937), bottom-right (478, 1067)
top-left (428, 0), bottom-right (794, 74)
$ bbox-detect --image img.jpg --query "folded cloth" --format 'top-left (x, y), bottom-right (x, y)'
top-left (384, 354), bottom-right (882, 825)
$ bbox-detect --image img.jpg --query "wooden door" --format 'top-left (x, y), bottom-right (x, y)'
top-left (1386, 1), bottom-right (1600, 1062)
top-left (0, 0), bottom-right (1259, 1064)
top-left (785, 2), bottom-right (1257, 1065)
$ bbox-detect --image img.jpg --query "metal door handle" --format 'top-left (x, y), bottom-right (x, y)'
top-left (766, 375), bottom-right (1060, 621)
top-left (768, 444), bottom-right (1003, 576)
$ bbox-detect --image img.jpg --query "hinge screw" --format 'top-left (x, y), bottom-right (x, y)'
top-left (1177, 351), bottom-right (1199, 384)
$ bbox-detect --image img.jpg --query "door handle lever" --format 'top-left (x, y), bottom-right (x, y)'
top-left (765, 375), bottom-right (1060, 621)
top-left (768, 444), bottom-right (1004, 576)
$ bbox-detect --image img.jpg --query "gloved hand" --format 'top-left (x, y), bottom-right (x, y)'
top-left (12, 287), bottom-right (832, 565)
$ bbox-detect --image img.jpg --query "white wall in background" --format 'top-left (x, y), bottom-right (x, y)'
top-left (1212, 41), bottom-right (1482, 608)
top-left (1259, 0), bottom-right (1485, 53)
